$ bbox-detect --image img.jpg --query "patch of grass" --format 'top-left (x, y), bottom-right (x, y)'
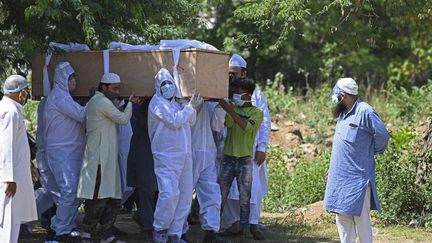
top-left (261, 215), bottom-right (432, 243)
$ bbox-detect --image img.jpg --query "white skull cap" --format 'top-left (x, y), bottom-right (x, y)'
top-left (101, 73), bottom-right (121, 84)
top-left (229, 53), bottom-right (247, 68)
top-left (336, 77), bottom-right (358, 95)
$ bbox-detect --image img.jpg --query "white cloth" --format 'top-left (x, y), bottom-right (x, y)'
top-left (116, 107), bottom-right (134, 203)
top-left (148, 68), bottom-right (196, 238)
top-left (190, 103), bottom-right (221, 231)
top-left (336, 186), bottom-right (373, 243)
top-left (48, 42), bottom-right (90, 52)
top-left (108, 42), bottom-right (160, 51)
top-left (159, 39), bottom-right (218, 98)
top-left (44, 42), bottom-right (90, 96)
top-left (0, 97), bottom-right (37, 226)
top-left (336, 78), bottom-right (358, 96)
top-left (44, 62), bottom-right (86, 234)
top-left (0, 194), bottom-right (20, 243)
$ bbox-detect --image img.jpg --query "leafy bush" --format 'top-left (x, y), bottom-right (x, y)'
top-left (265, 127), bottom-right (432, 226)
top-left (284, 152), bottom-right (329, 208)
top-left (262, 72), bottom-right (297, 116)
top-left (24, 100), bottom-right (39, 132)
top-left (263, 146), bottom-right (329, 212)
top-left (263, 145), bottom-right (293, 212)
top-left (375, 128), bottom-right (427, 224)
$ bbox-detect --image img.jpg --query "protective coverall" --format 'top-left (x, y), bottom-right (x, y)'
top-left (148, 68), bottom-right (196, 238)
top-left (185, 102), bottom-right (221, 232)
top-left (44, 62), bottom-right (86, 235)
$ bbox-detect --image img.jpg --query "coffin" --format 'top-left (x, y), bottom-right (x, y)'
top-left (31, 49), bottom-right (229, 99)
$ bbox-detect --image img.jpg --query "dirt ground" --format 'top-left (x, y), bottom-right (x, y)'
top-left (19, 210), bottom-right (341, 243)
top-left (18, 211), bottom-right (333, 243)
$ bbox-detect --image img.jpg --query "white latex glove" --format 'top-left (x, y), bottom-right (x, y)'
top-left (189, 94), bottom-right (203, 109)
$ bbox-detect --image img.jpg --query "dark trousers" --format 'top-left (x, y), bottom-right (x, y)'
top-left (81, 166), bottom-right (121, 237)
top-left (218, 155), bottom-right (253, 230)
top-left (136, 190), bottom-right (158, 231)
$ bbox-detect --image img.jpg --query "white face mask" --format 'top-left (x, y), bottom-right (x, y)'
top-left (161, 83), bottom-right (175, 99)
top-left (232, 93), bottom-right (248, 106)
top-left (331, 94), bottom-right (340, 104)
top-left (331, 85), bottom-right (344, 104)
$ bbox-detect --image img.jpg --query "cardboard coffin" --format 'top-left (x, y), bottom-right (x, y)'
top-left (31, 49), bottom-right (229, 99)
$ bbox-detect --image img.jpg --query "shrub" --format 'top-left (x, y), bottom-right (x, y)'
top-left (284, 152), bottom-right (329, 208)
top-left (263, 146), bottom-right (329, 212)
top-left (376, 128), bottom-right (429, 224)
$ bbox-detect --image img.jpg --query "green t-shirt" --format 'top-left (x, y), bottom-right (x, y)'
top-left (223, 106), bottom-right (263, 157)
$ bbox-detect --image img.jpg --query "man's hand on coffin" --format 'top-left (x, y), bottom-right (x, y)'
top-left (189, 94), bottom-right (203, 109)
top-left (134, 97), bottom-right (145, 105)
top-left (218, 98), bottom-right (235, 113)
top-left (129, 94), bottom-right (140, 104)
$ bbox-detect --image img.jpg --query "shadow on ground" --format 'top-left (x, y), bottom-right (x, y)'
top-left (19, 213), bottom-right (338, 243)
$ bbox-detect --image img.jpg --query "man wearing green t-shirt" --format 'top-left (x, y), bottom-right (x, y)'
top-left (218, 78), bottom-right (263, 241)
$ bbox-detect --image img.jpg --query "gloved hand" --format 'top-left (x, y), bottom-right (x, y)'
top-left (189, 94), bottom-right (203, 109)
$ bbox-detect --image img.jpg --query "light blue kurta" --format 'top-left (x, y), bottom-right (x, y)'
top-left (324, 99), bottom-right (389, 216)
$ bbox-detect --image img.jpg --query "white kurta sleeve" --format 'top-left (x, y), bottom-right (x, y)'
top-left (254, 90), bottom-right (271, 152)
top-left (0, 111), bottom-right (17, 182)
top-left (101, 100), bottom-right (133, 125)
top-left (211, 105), bottom-right (226, 132)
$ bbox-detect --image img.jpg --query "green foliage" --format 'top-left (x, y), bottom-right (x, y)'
top-left (263, 146), bottom-right (293, 212)
top-left (23, 100), bottom-right (38, 131)
top-left (261, 72), bottom-right (296, 115)
top-left (375, 128), bottom-right (425, 224)
top-left (0, 0), bottom-right (202, 75)
top-left (284, 152), bottom-right (330, 208)
top-left (263, 146), bottom-right (329, 212)
top-left (194, 0), bottom-right (432, 89)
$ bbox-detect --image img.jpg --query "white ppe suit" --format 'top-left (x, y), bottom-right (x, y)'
top-left (43, 62), bottom-right (86, 235)
top-left (186, 102), bottom-right (221, 232)
top-left (148, 68), bottom-right (196, 238)
top-left (35, 98), bottom-right (56, 217)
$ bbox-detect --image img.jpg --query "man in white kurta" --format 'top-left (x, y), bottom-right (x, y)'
top-left (0, 75), bottom-right (37, 243)
top-left (77, 73), bottom-right (136, 243)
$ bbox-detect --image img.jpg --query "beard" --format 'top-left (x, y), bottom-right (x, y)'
top-left (333, 102), bottom-right (346, 118)
top-left (104, 91), bottom-right (120, 101)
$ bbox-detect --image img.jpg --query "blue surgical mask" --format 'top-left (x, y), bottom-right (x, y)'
top-left (161, 83), bottom-right (176, 99)
top-left (232, 93), bottom-right (247, 106)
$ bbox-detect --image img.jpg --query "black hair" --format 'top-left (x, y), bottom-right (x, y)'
top-left (98, 82), bottom-right (111, 91)
top-left (230, 77), bottom-right (256, 95)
